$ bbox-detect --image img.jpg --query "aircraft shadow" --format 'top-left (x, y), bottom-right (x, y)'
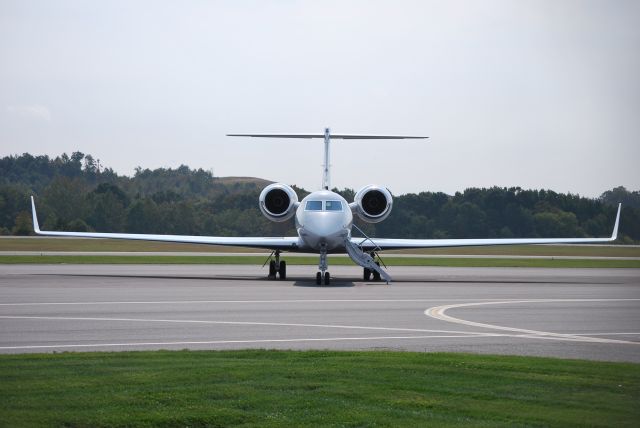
top-left (293, 280), bottom-right (355, 288)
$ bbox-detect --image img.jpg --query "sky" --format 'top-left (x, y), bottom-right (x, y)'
top-left (1, 0), bottom-right (639, 197)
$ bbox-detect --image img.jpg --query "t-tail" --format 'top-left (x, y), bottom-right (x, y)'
top-left (227, 128), bottom-right (428, 190)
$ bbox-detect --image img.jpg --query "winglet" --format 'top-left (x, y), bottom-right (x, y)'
top-left (30, 196), bottom-right (41, 234)
top-left (610, 203), bottom-right (621, 241)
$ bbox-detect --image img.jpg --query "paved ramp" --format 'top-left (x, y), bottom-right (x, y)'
top-left (1, 265), bottom-right (638, 362)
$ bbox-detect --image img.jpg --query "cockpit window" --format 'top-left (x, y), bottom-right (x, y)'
top-left (305, 200), bottom-right (323, 211)
top-left (325, 200), bottom-right (343, 211)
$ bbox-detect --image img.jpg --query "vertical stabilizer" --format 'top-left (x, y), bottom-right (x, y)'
top-left (322, 128), bottom-right (331, 190)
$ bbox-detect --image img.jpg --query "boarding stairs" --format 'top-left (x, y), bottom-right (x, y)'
top-left (344, 232), bottom-right (392, 284)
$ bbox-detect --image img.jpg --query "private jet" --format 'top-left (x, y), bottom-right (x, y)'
top-left (31, 128), bottom-right (621, 285)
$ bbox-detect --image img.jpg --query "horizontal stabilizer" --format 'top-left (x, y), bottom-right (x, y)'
top-left (227, 134), bottom-right (427, 139)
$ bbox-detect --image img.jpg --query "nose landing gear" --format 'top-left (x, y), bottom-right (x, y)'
top-left (316, 247), bottom-right (330, 285)
top-left (316, 271), bottom-right (330, 285)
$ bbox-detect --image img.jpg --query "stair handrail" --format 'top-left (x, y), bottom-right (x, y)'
top-left (351, 223), bottom-right (382, 253)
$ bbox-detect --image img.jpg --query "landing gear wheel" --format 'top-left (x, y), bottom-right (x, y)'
top-left (278, 260), bottom-right (287, 280)
top-left (363, 268), bottom-right (371, 281)
top-left (268, 260), bottom-right (276, 280)
top-left (373, 262), bottom-right (381, 281)
top-left (324, 272), bottom-right (330, 286)
top-left (316, 272), bottom-right (322, 285)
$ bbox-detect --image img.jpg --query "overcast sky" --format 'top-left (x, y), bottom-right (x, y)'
top-left (1, 0), bottom-right (638, 197)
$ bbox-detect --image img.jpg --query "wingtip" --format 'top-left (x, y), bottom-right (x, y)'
top-left (30, 195), bottom-right (41, 234)
top-left (611, 203), bottom-right (621, 240)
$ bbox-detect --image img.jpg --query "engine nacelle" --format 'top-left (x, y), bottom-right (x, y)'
top-left (351, 185), bottom-right (393, 223)
top-left (259, 183), bottom-right (299, 222)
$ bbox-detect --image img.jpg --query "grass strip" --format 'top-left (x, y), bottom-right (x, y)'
top-left (1, 255), bottom-right (639, 268)
top-left (0, 350), bottom-right (638, 427)
top-left (0, 237), bottom-right (262, 253)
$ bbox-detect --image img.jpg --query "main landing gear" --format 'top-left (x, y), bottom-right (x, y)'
top-left (363, 253), bottom-right (382, 281)
top-left (315, 247), bottom-right (331, 285)
top-left (267, 250), bottom-right (286, 280)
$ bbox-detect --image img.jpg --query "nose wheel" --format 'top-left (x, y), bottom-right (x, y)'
top-left (315, 247), bottom-right (331, 285)
top-left (316, 271), bottom-right (330, 285)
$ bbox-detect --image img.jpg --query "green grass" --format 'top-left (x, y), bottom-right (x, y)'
top-left (0, 237), bottom-right (263, 253)
top-left (2, 237), bottom-right (639, 257)
top-left (1, 254), bottom-right (639, 268)
top-left (0, 350), bottom-right (638, 427)
top-left (389, 244), bottom-right (640, 257)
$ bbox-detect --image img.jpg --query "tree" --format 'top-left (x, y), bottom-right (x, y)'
top-left (600, 186), bottom-right (640, 209)
top-left (87, 186), bottom-right (128, 232)
top-left (42, 177), bottom-right (88, 228)
top-left (12, 211), bottom-right (32, 235)
top-left (533, 211), bottom-right (583, 237)
top-left (126, 199), bottom-right (161, 233)
top-left (67, 219), bottom-right (91, 232)
top-left (332, 187), bottom-right (355, 201)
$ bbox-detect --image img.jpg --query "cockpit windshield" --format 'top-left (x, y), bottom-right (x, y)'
top-left (305, 200), bottom-right (323, 211)
top-left (305, 200), bottom-right (343, 211)
top-left (325, 201), bottom-right (343, 211)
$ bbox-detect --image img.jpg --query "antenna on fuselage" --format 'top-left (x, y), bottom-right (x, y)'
top-left (226, 130), bottom-right (428, 190)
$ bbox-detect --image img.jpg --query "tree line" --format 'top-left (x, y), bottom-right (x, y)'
top-left (1, 152), bottom-right (638, 243)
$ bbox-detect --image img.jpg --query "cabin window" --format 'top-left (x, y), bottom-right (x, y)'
top-left (325, 201), bottom-right (343, 211)
top-left (305, 200), bottom-right (323, 211)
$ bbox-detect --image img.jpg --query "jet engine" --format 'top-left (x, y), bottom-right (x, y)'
top-left (259, 183), bottom-right (299, 222)
top-left (351, 185), bottom-right (393, 223)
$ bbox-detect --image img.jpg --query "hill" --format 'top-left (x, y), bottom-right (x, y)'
top-left (215, 177), bottom-right (273, 187)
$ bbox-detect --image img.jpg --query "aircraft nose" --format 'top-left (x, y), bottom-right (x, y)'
top-left (303, 213), bottom-right (344, 236)
top-left (299, 213), bottom-right (350, 250)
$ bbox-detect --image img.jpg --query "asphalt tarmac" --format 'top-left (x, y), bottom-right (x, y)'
top-left (1, 264), bottom-right (639, 362)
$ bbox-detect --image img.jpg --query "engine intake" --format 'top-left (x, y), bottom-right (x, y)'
top-left (352, 185), bottom-right (393, 223)
top-left (259, 183), bottom-right (299, 222)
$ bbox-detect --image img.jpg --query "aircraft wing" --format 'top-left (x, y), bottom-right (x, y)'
top-left (353, 203), bottom-right (621, 251)
top-left (30, 197), bottom-right (301, 251)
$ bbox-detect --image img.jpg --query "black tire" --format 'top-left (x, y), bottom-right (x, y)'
top-left (364, 268), bottom-right (371, 281)
top-left (278, 260), bottom-right (287, 280)
top-left (373, 261), bottom-right (382, 281)
top-left (324, 272), bottom-right (330, 286)
top-left (316, 272), bottom-right (322, 285)
top-left (268, 260), bottom-right (276, 279)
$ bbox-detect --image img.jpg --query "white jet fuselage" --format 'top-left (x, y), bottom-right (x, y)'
top-left (295, 190), bottom-right (353, 252)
